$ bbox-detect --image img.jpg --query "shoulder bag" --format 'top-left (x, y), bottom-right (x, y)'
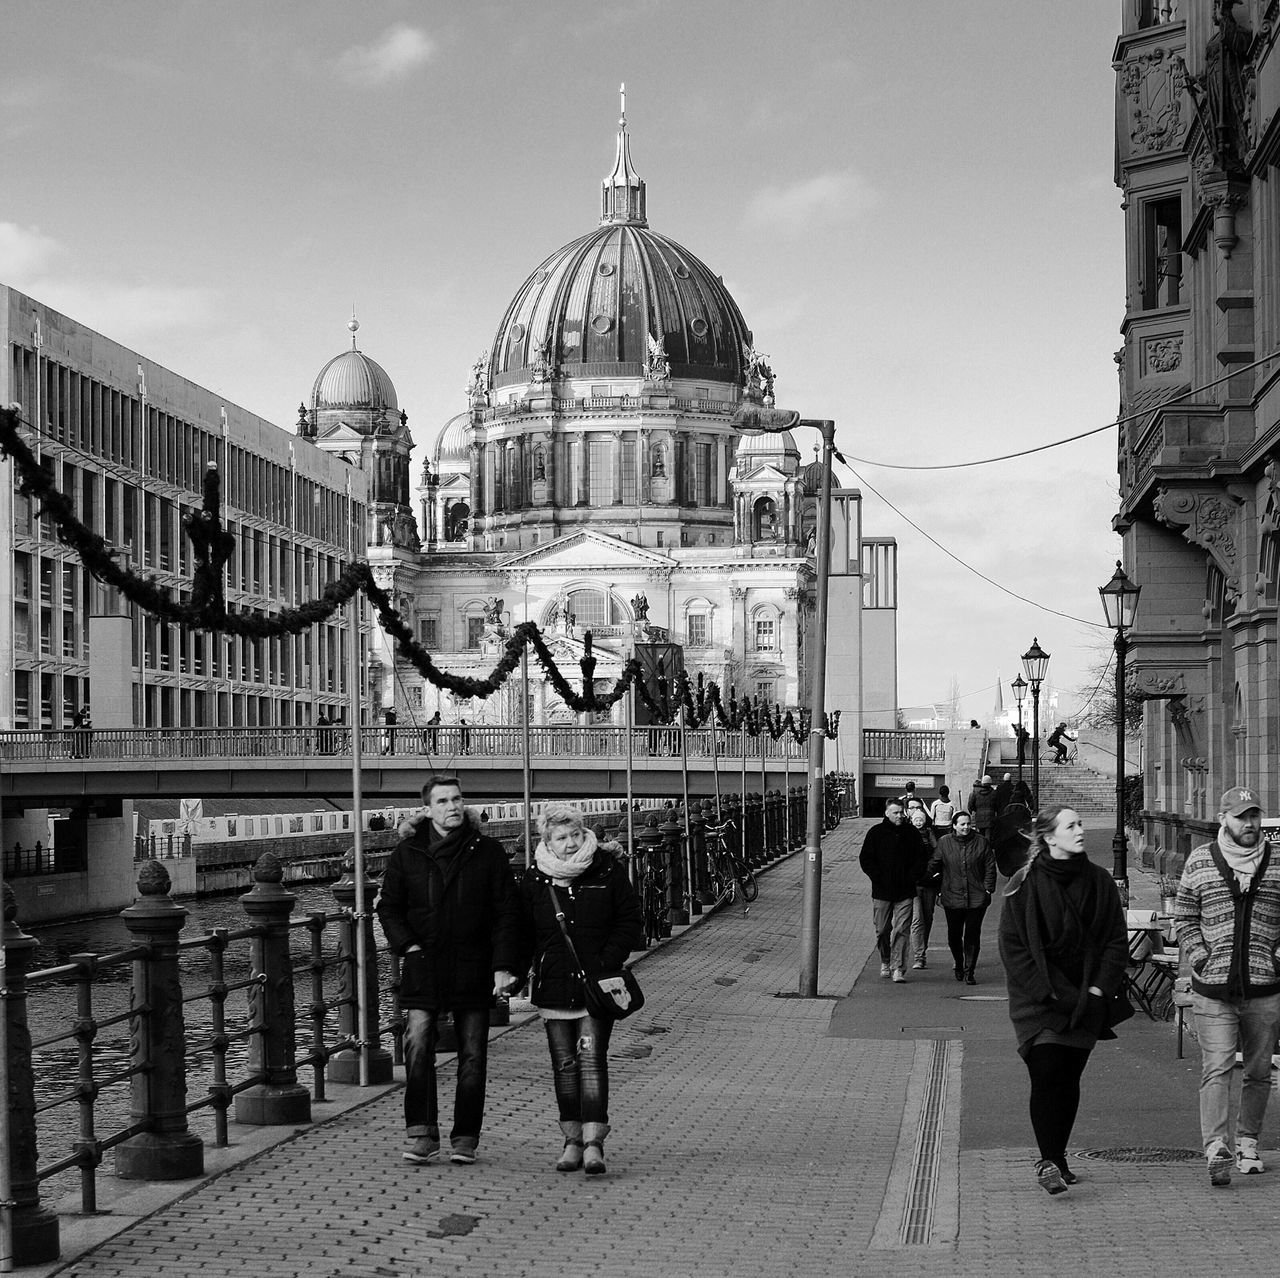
top-left (547, 882), bottom-right (645, 1020)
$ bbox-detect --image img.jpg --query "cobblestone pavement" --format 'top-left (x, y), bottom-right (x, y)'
top-left (31, 818), bottom-right (1280, 1276)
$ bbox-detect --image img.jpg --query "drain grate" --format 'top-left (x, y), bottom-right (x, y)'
top-left (1077, 1146), bottom-right (1201, 1163)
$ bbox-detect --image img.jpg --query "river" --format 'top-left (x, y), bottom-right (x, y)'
top-left (22, 883), bottom-right (395, 1200)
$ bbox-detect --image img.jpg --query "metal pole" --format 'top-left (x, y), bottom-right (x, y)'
top-left (521, 647), bottom-right (533, 868)
top-left (1112, 628), bottom-right (1129, 902)
top-left (0, 827), bottom-right (12, 1272)
top-left (783, 736), bottom-right (791, 848)
top-left (712, 715), bottom-right (723, 818)
top-left (625, 681), bottom-right (635, 880)
top-left (1031, 685), bottom-right (1041, 811)
top-left (679, 701), bottom-right (694, 915)
top-left (347, 594), bottom-right (369, 1086)
top-left (799, 420), bottom-right (835, 997)
top-left (1016, 696), bottom-right (1024, 791)
top-left (759, 719), bottom-right (768, 851)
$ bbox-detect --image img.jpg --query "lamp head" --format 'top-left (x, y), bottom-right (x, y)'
top-left (1011, 673), bottom-right (1027, 705)
top-left (1098, 560), bottom-right (1141, 631)
top-left (1021, 638), bottom-right (1050, 687)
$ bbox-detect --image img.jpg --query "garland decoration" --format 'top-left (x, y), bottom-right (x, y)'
top-left (0, 404), bottom-right (838, 737)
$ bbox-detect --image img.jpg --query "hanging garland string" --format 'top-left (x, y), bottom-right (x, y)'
top-left (0, 404), bottom-right (837, 736)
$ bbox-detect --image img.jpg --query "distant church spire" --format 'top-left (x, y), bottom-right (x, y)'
top-left (601, 82), bottom-right (647, 227)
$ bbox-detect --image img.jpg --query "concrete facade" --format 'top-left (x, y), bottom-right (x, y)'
top-left (1114, 1), bottom-right (1280, 868)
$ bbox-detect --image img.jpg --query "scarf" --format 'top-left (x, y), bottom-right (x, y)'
top-left (535, 829), bottom-right (598, 885)
top-left (1217, 822), bottom-right (1266, 890)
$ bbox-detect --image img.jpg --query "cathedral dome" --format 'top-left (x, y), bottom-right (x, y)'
top-left (433, 413), bottom-right (471, 468)
top-left (486, 112), bottom-right (752, 393)
top-left (735, 429), bottom-right (798, 457)
top-left (311, 316), bottom-right (399, 412)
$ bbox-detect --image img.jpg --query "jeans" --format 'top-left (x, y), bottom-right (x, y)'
top-left (1191, 991), bottom-right (1280, 1150)
top-left (544, 1015), bottom-right (614, 1126)
top-left (943, 903), bottom-right (989, 972)
top-left (403, 1007), bottom-right (490, 1150)
top-left (1024, 1043), bottom-right (1091, 1170)
top-left (872, 898), bottom-right (913, 972)
top-left (911, 886), bottom-right (937, 963)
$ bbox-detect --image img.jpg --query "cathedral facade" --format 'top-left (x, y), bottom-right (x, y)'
top-left (304, 111), bottom-right (899, 750)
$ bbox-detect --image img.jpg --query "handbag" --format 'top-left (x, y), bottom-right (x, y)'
top-left (547, 883), bottom-right (645, 1020)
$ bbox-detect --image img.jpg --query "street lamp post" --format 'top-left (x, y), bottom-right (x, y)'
top-left (1021, 638), bottom-right (1050, 810)
top-left (733, 404), bottom-right (835, 998)
top-left (1012, 673), bottom-right (1027, 792)
top-left (1099, 561), bottom-right (1141, 903)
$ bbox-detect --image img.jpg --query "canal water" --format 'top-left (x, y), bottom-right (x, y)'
top-left (23, 883), bottom-right (395, 1198)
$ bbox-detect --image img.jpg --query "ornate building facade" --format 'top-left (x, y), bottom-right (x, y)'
top-left (303, 110), bottom-right (899, 751)
top-left (1113, 1), bottom-right (1280, 864)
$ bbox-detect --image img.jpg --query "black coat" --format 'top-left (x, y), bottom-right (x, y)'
top-left (859, 820), bottom-right (929, 902)
top-left (376, 812), bottom-right (526, 1011)
top-left (520, 854), bottom-right (644, 1010)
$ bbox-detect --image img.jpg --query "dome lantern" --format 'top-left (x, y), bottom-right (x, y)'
top-left (600, 83), bottom-right (647, 228)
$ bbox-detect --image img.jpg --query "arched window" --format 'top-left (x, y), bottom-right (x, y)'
top-left (446, 502), bottom-right (470, 541)
top-left (567, 588), bottom-right (623, 629)
top-left (751, 605), bottom-right (780, 653)
top-left (753, 496), bottom-right (779, 541)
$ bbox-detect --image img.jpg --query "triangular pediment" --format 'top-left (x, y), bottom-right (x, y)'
top-left (736, 463), bottom-right (790, 486)
top-left (498, 529), bottom-right (673, 570)
top-left (316, 420), bottom-right (366, 445)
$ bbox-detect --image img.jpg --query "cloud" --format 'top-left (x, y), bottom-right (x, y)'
top-left (743, 170), bottom-right (879, 235)
top-left (0, 221), bottom-right (62, 278)
top-left (336, 23), bottom-right (433, 86)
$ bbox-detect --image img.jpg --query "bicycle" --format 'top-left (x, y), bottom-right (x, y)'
top-left (704, 817), bottom-right (759, 912)
top-left (631, 846), bottom-right (670, 946)
top-left (1043, 742), bottom-right (1079, 765)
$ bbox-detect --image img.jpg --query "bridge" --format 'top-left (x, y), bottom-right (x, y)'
top-left (0, 724), bottom-right (812, 809)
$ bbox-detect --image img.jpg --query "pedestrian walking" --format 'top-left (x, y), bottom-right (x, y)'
top-left (376, 774), bottom-right (526, 1165)
top-left (459, 717), bottom-right (471, 755)
top-left (998, 804), bottom-right (1129, 1195)
top-left (1014, 723), bottom-right (1030, 767)
top-left (967, 774), bottom-right (998, 841)
top-left (994, 772), bottom-right (1014, 814)
top-left (928, 812), bottom-right (996, 984)
top-left (1174, 785), bottom-right (1280, 1186)
top-left (381, 706), bottom-right (397, 756)
top-left (908, 808), bottom-right (939, 970)
top-left (928, 784), bottom-right (956, 841)
top-left (519, 803), bottom-right (644, 1176)
top-left (423, 710), bottom-right (441, 754)
top-left (898, 781), bottom-right (920, 811)
top-left (859, 799), bottom-right (929, 984)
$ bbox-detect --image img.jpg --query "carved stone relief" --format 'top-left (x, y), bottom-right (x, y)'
top-left (1120, 46), bottom-right (1188, 154)
top-left (1152, 486), bottom-right (1243, 600)
top-left (1142, 335), bottom-right (1183, 374)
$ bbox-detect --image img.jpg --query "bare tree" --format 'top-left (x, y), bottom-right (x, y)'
top-left (1075, 644), bottom-right (1142, 734)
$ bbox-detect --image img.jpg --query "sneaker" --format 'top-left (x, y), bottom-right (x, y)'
top-left (892, 969), bottom-right (906, 983)
top-left (1035, 1159), bottom-right (1067, 1195)
top-left (402, 1136), bottom-right (442, 1164)
top-left (450, 1146), bottom-right (478, 1165)
top-left (1237, 1138), bottom-right (1264, 1175)
top-left (880, 962), bottom-right (892, 978)
top-left (911, 959), bottom-right (926, 970)
top-left (1059, 1166), bottom-right (1079, 1185)
top-left (1207, 1139), bottom-right (1233, 1186)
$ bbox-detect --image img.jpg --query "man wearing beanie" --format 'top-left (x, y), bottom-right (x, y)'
top-left (1174, 786), bottom-right (1280, 1187)
top-left (859, 799), bottom-right (929, 983)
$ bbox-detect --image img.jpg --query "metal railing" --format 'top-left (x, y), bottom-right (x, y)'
top-left (0, 724), bottom-right (809, 764)
top-left (862, 728), bottom-right (945, 762)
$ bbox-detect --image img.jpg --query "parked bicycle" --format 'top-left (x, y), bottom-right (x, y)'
top-left (631, 845), bottom-right (670, 946)
top-left (704, 817), bottom-right (758, 913)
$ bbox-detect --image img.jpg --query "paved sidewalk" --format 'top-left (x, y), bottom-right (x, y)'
top-left (28, 819), bottom-right (1280, 1276)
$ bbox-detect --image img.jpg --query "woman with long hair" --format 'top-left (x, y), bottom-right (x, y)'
top-left (519, 803), bottom-right (644, 1176)
top-left (997, 805), bottom-right (1129, 1194)
top-left (926, 812), bottom-right (996, 984)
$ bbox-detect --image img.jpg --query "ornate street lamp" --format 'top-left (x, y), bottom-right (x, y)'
top-left (1099, 560), bottom-right (1141, 901)
top-left (1021, 638), bottom-right (1050, 810)
top-left (734, 403), bottom-right (835, 998)
top-left (1012, 673), bottom-right (1027, 792)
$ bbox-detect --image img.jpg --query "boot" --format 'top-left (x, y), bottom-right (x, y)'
top-left (555, 1120), bottom-right (583, 1172)
top-left (583, 1121), bottom-right (610, 1176)
top-left (964, 950), bottom-right (977, 985)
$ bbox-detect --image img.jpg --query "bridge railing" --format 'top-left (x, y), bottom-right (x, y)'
top-left (862, 728), bottom-right (946, 763)
top-left (0, 724), bottom-right (808, 764)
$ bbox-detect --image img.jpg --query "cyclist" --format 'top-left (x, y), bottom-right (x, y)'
top-left (1047, 723), bottom-right (1070, 765)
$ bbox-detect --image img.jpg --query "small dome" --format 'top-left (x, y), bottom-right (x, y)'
top-left (735, 430), bottom-right (798, 456)
top-left (312, 346), bottom-right (399, 413)
top-left (801, 460), bottom-right (826, 494)
top-left (433, 414), bottom-right (471, 468)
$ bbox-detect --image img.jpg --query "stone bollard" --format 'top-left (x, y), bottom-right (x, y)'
top-left (659, 815), bottom-right (688, 927)
top-left (2, 885), bottom-right (61, 1264)
top-left (327, 859), bottom-right (394, 1085)
top-left (689, 803), bottom-right (710, 907)
top-left (742, 793), bottom-right (761, 867)
top-left (116, 861), bottom-right (204, 1181)
top-left (235, 852), bottom-right (312, 1124)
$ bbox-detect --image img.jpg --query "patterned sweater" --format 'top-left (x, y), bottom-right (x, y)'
top-left (1173, 838), bottom-right (1280, 1000)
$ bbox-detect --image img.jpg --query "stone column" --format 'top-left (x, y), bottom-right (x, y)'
top-left (2, 886), bottom-right (60, 1264)
top-left (116, 861), bottom-right (204, 1180)
top-left (611, 431), bottom-right (623, 505)
top-left (327, 858), bottom-right (394, 1084)
top-left (468, 442), bottom-right (483, 518)
top-left (235, 853), bottom-right (311, 1124)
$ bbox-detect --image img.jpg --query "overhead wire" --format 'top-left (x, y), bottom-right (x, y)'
top-left (840, 348), bottom-right (1280, 471)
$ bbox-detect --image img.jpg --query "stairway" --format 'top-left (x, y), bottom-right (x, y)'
top-left (1032, 762), bottom-right (1117, 817)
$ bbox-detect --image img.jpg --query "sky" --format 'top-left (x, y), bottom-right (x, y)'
top-left (0, 0), bottom-right (1127, 724)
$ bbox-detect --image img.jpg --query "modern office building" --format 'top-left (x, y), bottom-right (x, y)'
top-left (0, 284), bottom-right (368, 733)
top-left (1113, 1), bottom-right (1280, 864)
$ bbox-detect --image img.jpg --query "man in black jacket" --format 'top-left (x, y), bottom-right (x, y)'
top-left (859, 800), bottom-right (929, 983)
top-left (377, 774), bottom-right (526, 1165)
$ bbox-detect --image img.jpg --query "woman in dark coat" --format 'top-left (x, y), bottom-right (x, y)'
top-left (926, 812), bottom-right (997, 984)
top-left (520, 803), bottom-right (644, 1176)
top-left (998, 804), bottom-right (1129, 1195)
